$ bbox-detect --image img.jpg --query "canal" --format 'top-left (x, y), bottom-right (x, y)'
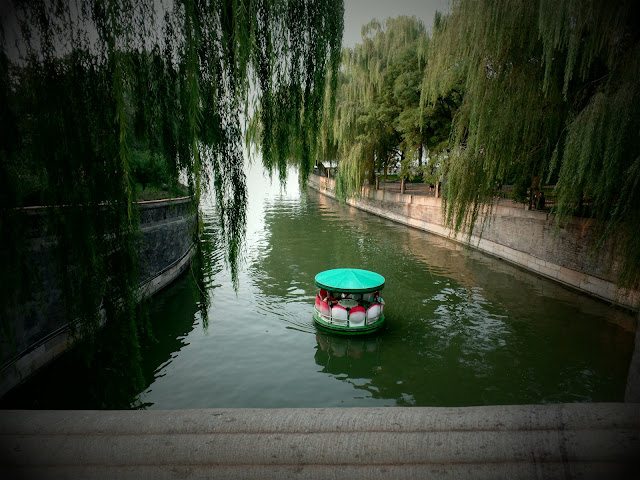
top-left (2, 164), bottom-right (636, 409)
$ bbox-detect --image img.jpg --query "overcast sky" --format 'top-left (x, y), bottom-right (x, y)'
top-left (343, 0), bottom-right (451, 47)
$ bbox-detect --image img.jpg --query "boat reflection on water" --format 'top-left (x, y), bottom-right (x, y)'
top-left (314, 332), bottom-right (381, 378)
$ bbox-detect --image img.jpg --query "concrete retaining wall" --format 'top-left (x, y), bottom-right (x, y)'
top-left (308, 175), bottom-right (639, 311)
top-left (0, 197), bottom-right (197, 397)
top-left (1, 404), bottom-right (637, 479)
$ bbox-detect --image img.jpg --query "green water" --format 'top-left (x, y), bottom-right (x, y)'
top-left (3, 165), bottom-right (636, 409)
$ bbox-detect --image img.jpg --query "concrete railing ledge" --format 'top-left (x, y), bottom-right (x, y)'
top-left (1, 403), bottom-right (638, 479)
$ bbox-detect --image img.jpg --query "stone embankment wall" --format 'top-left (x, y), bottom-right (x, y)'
top-left (308, 174), bottom-right (639, 311)
top-left (0, 197), bottom-right (196, 397)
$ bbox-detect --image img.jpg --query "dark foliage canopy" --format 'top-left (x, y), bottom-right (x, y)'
top-left (423, 0), bottom-right (640, 291)
top-left (0, 0), bottom-right (343, 405)
top-left (326, 1), bottom-right (640, 293)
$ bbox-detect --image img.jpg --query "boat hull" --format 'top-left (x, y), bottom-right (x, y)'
top-left (313, 310), bottom-right (385, 335)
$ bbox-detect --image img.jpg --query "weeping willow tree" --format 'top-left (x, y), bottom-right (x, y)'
top-left (0, 0), bottom-right (342, 405)
top-left (422, 0), bottom-right (566, 229)
top-left (331, 17), bottom-right (428, 198)
top-left (319, 16), bottom-right (459, 199)
top-left (420, 0), bottom-right (640, 291)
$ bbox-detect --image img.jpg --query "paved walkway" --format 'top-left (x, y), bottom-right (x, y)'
top-left (1, 403), bottom-right (638, 479)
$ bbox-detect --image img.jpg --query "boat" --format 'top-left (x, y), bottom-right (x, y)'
top-left (313, 268), bottom-right (386, 335)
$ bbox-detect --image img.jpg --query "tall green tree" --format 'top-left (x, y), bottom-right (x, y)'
top-left (321, 16), bottom-right (459, 198)
top-left (0, 0), bottom-right (343, 404)
top-left (422, 0), bottom-right (640, 290)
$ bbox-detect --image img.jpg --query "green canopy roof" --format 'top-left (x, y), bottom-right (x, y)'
top-left (315, 268), bottom-right (385, 294)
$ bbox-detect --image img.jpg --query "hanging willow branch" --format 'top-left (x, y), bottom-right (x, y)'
top-left (420, 0), bottom-right (640, 291)
top-left (0, 0), bottom-right (344, 402)
top-left (246, 0), bottom-right (344, 186)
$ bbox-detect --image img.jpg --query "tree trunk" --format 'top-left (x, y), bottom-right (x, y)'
top-left (384, 156), bottom-right (388, 186)
top-left (369, 157), bottom-right (376, 186)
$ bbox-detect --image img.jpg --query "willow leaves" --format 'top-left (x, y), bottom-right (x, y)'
top-left (322, 16), bottom-right (455, 199)
top-left (0, 0), bottom-right (344, 398)
top-left (423, 0), bottom-right (640, 289)
top-left (327, 1), bottom-right (640, 291)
